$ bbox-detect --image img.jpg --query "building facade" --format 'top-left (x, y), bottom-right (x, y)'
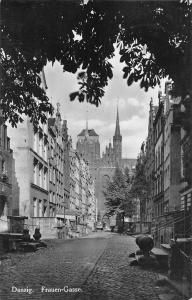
top-left (163, 83), bottom-right (181, 213)
top-left (62, 120), bottom-right (70, 211)
top-left (178, 90), bottom-right (192, 238)
top-left (47, 104), bottom-right (68, 225)
top-left (7, 74), bottom-right (72, 238)
top-left (64, 143), bottom-right (97, 236)
top-left (153, 97), bottom-right (164, 225)
top-left (8, 73), bottom-right (49, 220)
top-left (140, 82), bottom-right (192, 245)
top-left (144, 99), bottom-right (157, 224)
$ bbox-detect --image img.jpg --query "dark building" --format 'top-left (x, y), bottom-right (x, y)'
top-left (179, 91), bottom-right (192, 238)
top-left (153, 97), bottom-right (164, 221)
top-left (62, 120), bottom-right (70, 211)
top-left (144, 98), bottom-right (158, 224)
top-left (0, 111), bottom-right (19, 232)
top-left (143, 83), bottom-right (188, 245)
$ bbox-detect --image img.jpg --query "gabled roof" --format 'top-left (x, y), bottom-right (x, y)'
top-left (78, 129), bottom-right (99, 137)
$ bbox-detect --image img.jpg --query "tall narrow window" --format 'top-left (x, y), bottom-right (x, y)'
top-left (39, 137), bottom-right (42, 157)
top-left (44, 142), bottom-right (48, 161)
top-left (39, 164), bottom-right (42, 187)
top-left (33, 198), bottom-right (37, 217)
top-left (43, 168), bottom-right (48, 190)
top-left (39, 200), bottom-right (43, 217)
top-left (34, 133), bottom-right (39, 153)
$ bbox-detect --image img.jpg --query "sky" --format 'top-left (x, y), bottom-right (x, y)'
top-left (44, 49), bottom-right (161, 159)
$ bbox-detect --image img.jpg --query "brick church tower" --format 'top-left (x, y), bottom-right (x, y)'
top-left (76, 106), bottom-right (136, 219)
top-left (113, 107), bottom-right (122, 164)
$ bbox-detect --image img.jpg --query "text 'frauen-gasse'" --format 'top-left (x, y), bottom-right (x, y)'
top-left (11, 286), bottom-right (82, 294)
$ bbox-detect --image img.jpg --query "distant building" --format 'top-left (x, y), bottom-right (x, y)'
top-left (66, 146), bottom-right (80, 227)
top-left (47, 103), bottom-right (67, 223)
top-left (145, 98), bottom-right (157, 224)
top-left (62, 120), bottom-right (70, 211)
top-left (76, 107), bottom-right (136, 218)
top-left (102, 108), bottom-right (122, 166)
top-left (76, 122), bottom-right (100, 185)
top-left (77, 126), bottom-right (100, 165)
top-left (65, 143), bottom-right (96, 236)
top-left (153, 96), bottom-right (164, 223)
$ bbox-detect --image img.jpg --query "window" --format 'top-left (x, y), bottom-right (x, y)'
top-left (43, 201), bottom-right (47, 217)
top-left (49, 167), bottom-right (52, 182)
top-left (181, 196), bottom-right (185, 210)
top-left (39, 137), bottom-right (43, 157)
top-left (43, 168), bottom-right (48, 190)
top-left (34, 133), bottom-right (38, 153)
top-left (187, 193), bottom-right (191, 210)
top-left (39, 200), bottom-right (43, 217)
top-left (49, 191), bottom-right (52, 203)
top-left (44, 143), bottom-right (48, 161)
top-left (53, 168), bottom-right (56, 184)
top-left (49, 206), bottom-right (52, 217)
top-left (52, 207), bottom-right (55, 217)
top-left (33, 198), bottom-right (37, 217)
top-left (33, 165), bottom-right (37, 185)
top-left (39, 164), bottom-right (43, 187)
top-left (160, 235), bottom-right (164, 244)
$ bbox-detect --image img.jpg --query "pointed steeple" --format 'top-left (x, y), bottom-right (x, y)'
top-left (113, 103), bottom-right (122, 162)
top-left (114, 106), bottom-right (121, 137)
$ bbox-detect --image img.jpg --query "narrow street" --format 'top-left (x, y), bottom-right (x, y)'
top-left (0, 233), bottom-right (183, 300)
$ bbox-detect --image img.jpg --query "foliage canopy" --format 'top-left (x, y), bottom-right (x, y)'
top-left (103, 166), bottom-right (134, 218)
top-left (1, 0), bottom-right (191, 126)
top-left (130, 151), bottom-right (149, 220)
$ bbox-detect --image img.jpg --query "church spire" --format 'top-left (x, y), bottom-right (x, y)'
top-left (114, 106), bottom-right (121, 137)
top-left (113, 103), bottom-right (122, 162)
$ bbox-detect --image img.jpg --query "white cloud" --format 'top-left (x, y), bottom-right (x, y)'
top-left (88, 119), bottom-right (106, 128)
top-left (121, 116), bottom-right (147, 133)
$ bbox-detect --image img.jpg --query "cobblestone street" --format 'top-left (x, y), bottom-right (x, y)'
top-left (0, 233), bottom-right (184, 300)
